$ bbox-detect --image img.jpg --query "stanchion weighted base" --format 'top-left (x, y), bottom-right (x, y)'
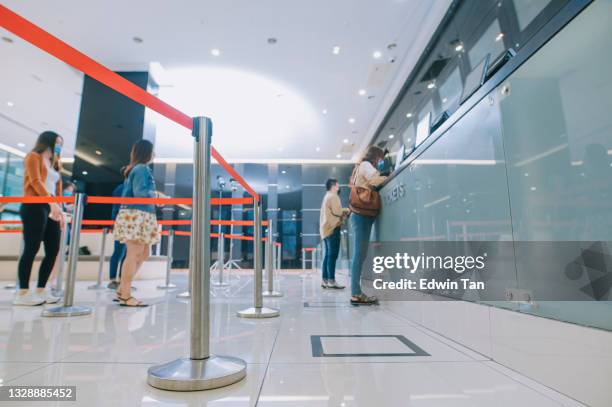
top-left (236, 306), bottom-right (279, 318)
top-left (4, 284), bottom-right (17, 290)
top-left (147, 355), bottom-right (247, 391)
top-left (88, 283), bottom-right (106, 290)
top-left (41, 305), bottom-right (92, 317)
top-left (211, 280), bottom-right (230, 287)
top-left (176, 291), bottom-right (190, 299)
top-left (157, 283), bottom-right (177, 290)
top-left (262, 290), bottom-right (283, 297)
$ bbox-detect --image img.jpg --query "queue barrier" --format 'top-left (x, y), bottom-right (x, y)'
top-left (0, 3), bottom-right (271, 391)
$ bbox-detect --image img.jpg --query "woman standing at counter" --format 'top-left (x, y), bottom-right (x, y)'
top-left (348, 146), bottom-right (387, 305)
top-left (14, 131), bottom-right (64, 306)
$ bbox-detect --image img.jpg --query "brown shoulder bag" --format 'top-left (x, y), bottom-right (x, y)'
top-left (348, 164), bottom-right (381, 217)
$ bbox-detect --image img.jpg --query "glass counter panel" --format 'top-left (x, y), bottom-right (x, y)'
top-left (499, 0), bottom-right (612, 330)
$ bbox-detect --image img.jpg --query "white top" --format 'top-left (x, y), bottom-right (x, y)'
top-left (44, 158), bottom-right (60, 196)
top-left (353, 161), bottom-right (386, 188)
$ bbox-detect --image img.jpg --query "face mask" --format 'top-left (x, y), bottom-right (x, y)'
top-left (64, 190), bottom-right (73, 197)
top-left (377, 159), bottom-right (385, 171)
top-left (54, 145), bottom-right (62, 156)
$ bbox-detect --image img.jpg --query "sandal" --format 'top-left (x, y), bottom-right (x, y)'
top-left (350, 294), bottom-right (378, 305)
top-left (118, 296), bottom-right (148, 307)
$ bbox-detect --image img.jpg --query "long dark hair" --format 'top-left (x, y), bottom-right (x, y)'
top-left (123, 139), bottom-right (154, 177)
top-left (32, 131), bottom-right (62, 171)
top-left (362, 146), bottom-right (385, 167)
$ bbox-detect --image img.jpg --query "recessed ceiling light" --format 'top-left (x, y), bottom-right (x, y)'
top-left (455, 44), bottom-right (464, 52)
top-left (387, 43), bottom-right (397, 50)
top-left (343, 138), bottom-right (349, 144)
top-left (285, 185), bottom-right (290, 189)
top-left (372, 51), bottom-right (382, 59)
top-left (406, 113), bottom-right (413, 118)
top-left (322, 109), bottom-right (328, 115)
top-left (267, 37), bottom-right (278, 45)
top-left (132, 36), bottom-right (143, 44)
top-left (82, 170), bottom-right (88, 175)
top-left (358, 89), bottom-right (366, 96)
top-left (1, 36), bottom-right (14, 43)
top-left (17, 142), bottom-right (25, 148)
top-left (6, 101), bottom-right (14, 107)
top-left (388, 134), bottom-right (395, 139)
top-left (281, 170), bottom-right (286, 174)
top-left (332, 46), bottom-right (341, 55)
top-left (495, 33), bottom-right (504, 42)
top-left (427, 82), bottom-right (436, 89)
top-left (348, 117), bottom-right (355, 124)
top-left (277, 147), bottom-right (284, 152)
top-left (95, 150), bottom-right (102, 156)
top-left (442, 98), bottom-right (448, 103)
top-left (336, 154), bottom-right (341, 158)
top-left (316, 147), bottom-right (321, 152)
top-left (211, 48), bottom-right (221, 56)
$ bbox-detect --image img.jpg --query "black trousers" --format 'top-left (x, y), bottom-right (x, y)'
top-left (17, 204), bottom-right (61, 289)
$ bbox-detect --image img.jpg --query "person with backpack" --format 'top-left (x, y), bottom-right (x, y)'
top-left (348, 146), bottom-right (387, 305)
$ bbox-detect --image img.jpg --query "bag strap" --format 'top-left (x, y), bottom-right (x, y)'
top-left (349, 164), bottom-right (359, 187)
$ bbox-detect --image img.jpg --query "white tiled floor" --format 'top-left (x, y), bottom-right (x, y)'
top-left (0, 271), bottom-right (585, 406)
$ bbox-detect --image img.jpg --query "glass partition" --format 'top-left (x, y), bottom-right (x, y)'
top-left (377, 0), bottom-right (612, 331)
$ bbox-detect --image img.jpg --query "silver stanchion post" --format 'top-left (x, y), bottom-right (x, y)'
top-left (311, 247), bottom-right (317, 270)
top-left (276, 243), bottom-right (281, 271)
top-left (263, 220), bottom-right (282, 297)
top-left (158, 229), bottom-right (176, 289)
top-left (212, 232), bottom-right (229, 287)
top-left (51, 218), bottom-right (68, 296)
top-left (237, 201), bottom-right (279, 318)
top-left (42, 193), bottom-right (92, 317)
top-left (148, 116), bottom-right (246, 391)
top-left (88, 228), bottom-right (109, 290)
top-left (5, 239), bottom-right (23, 290)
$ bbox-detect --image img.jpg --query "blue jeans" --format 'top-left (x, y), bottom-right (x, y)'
top-left (322, 227), bottom-right (341, 281)
top-left (109, 240), bottom-right (127, 280)
top-left (350, 213), bottom-right (375, 296)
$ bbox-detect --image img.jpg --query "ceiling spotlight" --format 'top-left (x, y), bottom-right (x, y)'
top-left (132, 36), bottom-right (143, 44)
top-left (211, 48), bottom-right (221, 56)
top-left (387, 43), bottom-right (397, 50)
top-left (267, 37), bottom-right (278, 45)
top-left (427, 82), bottom-right (436, 89)
top-left (372, 51), bottom-right (382, 59)
top-left (348, 117), bottom-right (355, 124)
top-left (495, 33), bottom-right (505, 42)
top-left (281, 170), bottom-right (286, 174)
top-left (388, 134), bottom-right (395, 139)
top-left (442, 97), bottom-right (448, 103)
top-left (277, 146), bottom-right (284, 152)
top-left (332, 45), bottom-right (341, 55)
top-left (6, 101), bottom-right (14, 107)
top-left (406, 112), bottom-right (413, 118)
top-left (336, 154), bottom-right (341, 158)
top-left (358, 89), bottom-right (366, 96)
top-left (95, 150), bottom-right (102, 156)
top-left (82, 170), bottom-right (88, 175)
top-left (322, 109), bottom-right (328, 115)
top-left (343, 138), bottom-right (349, 144)
top-left (316, 147), bottom-right (321, 152)
top-left (1, 36), bottom-right (14, 43)
top-left (285, 185), bottom-right (290, 189)
top-left (455, 44), bottom-right (464, 52)
top-left (17, 142), bottom-right (25, 148)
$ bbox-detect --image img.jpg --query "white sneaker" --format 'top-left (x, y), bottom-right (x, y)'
top-left (40, 291), bottom-right (61, 304)
top-left (13, 292), bottom-right (45, 306)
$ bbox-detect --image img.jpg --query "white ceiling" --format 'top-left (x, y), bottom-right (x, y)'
top-left (0, 0), bottom-right (451, 161)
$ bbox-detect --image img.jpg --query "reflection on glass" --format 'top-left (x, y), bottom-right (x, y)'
top-left (439, 67), bottom-right (463, 112)
top-left (513, 0), bottom-right (551, 30)
top-left (468, 19), bottom-right (505, 68)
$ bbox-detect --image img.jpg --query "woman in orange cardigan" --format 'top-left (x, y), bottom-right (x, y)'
top-left (14, 131), bottom-right (65, 306)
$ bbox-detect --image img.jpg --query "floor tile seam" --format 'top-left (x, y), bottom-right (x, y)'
top-left (481, 361), bottom-right (587, 407)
